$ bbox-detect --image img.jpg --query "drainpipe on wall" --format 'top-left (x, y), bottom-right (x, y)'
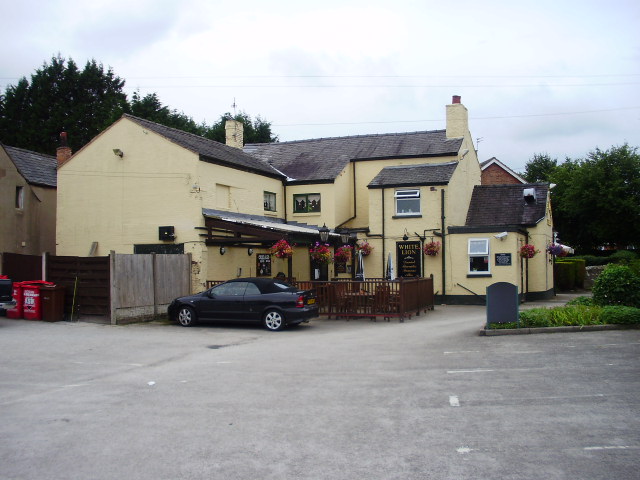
top-left (441, 188), bottom-right (446, 301)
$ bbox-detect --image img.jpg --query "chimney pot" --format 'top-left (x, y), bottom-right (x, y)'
top-left (56, 131), bottom-right (72, 167)
top-left (452, 95), bottom-right (461, 104)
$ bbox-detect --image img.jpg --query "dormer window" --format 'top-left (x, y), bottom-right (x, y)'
top-left (395, 189), bottom-right (420, 216)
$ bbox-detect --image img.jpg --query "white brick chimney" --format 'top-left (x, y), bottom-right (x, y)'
top-left (446, 95), bottom-right (469, 139)
top-left (225, 119), bottom-right (244, 149)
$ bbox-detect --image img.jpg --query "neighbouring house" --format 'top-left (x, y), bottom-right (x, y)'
top-left (56, 96), bottom-right (554, 303)
top-left (0, 141), bottom-right (61, 258)
top-left (480, 157), bottom-right (526, 185)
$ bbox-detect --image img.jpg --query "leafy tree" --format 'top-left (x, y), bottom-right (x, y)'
top-left (522, 153), bottom-right (557, 183)
top-left (550, 144), bottom-right (640, 250)
top-left (1, 56), bottom-right (278, 155)
top-left (128, 91), bottom-right (207, 136)
top-left (0, 55), bottom-right (128, 154)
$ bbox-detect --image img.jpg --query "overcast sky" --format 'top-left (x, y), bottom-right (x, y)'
top-left (1, 0), bottom-right (639, 172)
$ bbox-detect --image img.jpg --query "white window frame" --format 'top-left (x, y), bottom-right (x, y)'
top-left (264, 191), bottom-right (276, 212)
top-left (468, 238), bottom-right (490, 274)
top-left (394, 189), bottom-right (421, 216)
top-left (15, 186), bottom-right (24, 210)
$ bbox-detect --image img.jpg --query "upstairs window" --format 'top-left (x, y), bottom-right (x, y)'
top-left (395, 189), bottom-right (420, 215)
top-left (15, 186), bottom-right (24, 209)
top-left (293, 193), bottom-right (321, 213)
top-left (468, 238), bottom-right (490, 274)
top-left (264, 192), bottom-right (276, 212)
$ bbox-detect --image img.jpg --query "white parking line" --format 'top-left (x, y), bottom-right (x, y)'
top-left (449, 395), bottom-right (460, 407)
top-left (447, 369), bottom-right (494, 374)
top-left (584, 445), bottom-right (639, 451)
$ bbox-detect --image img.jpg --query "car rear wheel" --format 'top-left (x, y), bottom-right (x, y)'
top-left (177, 306), bottom-right (196, 327)
top-left (263, 309), bottom-right (285, 331)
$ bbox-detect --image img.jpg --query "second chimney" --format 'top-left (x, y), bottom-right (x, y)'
top-left (56, 132), bottom-right (72, 167)
top-left (446, 95), bottom-right (468, 139)
top-left (225, 119), bottom-right (244, 149)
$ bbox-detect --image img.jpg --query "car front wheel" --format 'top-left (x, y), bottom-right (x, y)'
top-left (263, 309), bottom-right (285, 331)
top-left (177, 306), bottom-right (196, 327)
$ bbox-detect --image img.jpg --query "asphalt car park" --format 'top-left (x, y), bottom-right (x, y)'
top-left (1, 303), bottom-right (638, 480)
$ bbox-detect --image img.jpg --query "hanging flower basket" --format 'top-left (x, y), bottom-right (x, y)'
top-left (334, 245), bottom-right (353, 263)
top-left (424, 241), bottom-right (441, 256)
top-left (356, 240), bottom-right (373, 256)
top-left (309, 242), bottom-right (333, 264)
top-left (519, 244), bottom-right (539, 259)
top-left (270, 239), bottom-right (293, 259)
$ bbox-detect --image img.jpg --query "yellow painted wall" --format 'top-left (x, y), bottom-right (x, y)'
top-left (57, 116), bottom-right (288, 292)
top-left (0, 148), bottom-right (57, 256)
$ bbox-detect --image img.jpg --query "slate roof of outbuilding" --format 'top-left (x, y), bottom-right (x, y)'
top-left (244, 129), bottom-right (462, 182)
top-left (123, 114), bottom-right (284, 178)
top-left (465, 183), bottom-right (549, 227)
top-left (2, 144), bottom-right (57, 187)
top-left (368, 161), bottom-right (458, 188)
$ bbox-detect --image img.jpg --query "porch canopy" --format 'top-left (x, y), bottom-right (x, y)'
top-left (198, 208), bottom-right (340, 247)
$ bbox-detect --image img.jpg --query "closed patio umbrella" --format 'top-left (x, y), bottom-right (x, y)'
top-left (355, 250), bottom-right (365, 281)
top-left (385, 251), bottom-right (395, 281)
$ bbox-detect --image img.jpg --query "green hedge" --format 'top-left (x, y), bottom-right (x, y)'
top-left (554, 261), bottom-right (576, 290)
top-left (487, 304), bottom-right (640, 329)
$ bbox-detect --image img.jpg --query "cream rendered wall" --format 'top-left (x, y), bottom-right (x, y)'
top-left (364, 183), bottom-right (447, 280)
top-left (197, 160), bottom-right (283, 218)
top-left (0, 150), bottom-right (57, 255)
top-left (446, 232), bottom-right (528, 297)
top-left (57, 117), bottom-right (206, 290)
top-left (352, 156), bottom-right (459, 230)
top-left (287, 183), bottom-right (336, 228)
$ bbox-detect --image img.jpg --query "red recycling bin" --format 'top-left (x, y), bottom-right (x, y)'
top-left (22, 281), bottom-right (54, 320)
top-left (6, 281), bottom-right (25, 319)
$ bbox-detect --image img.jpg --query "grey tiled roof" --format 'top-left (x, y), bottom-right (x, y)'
top-left (465, 183), bottom-right (549, 227)
top-left (3, 145), bottom-right (57, 187)
top-left (368, 161), bottom-right (458, 188)
top-left (245, 130), bottom-right (462, 182)
top-left (123, 115), bottom-right (283, 178)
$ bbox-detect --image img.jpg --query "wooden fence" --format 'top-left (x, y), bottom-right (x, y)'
top-left (1, 251), bottom-right (191, 324)
top-left (110, 253), bottom-right (191, 324)
top-left (206, 276), bottom-right (435, 322)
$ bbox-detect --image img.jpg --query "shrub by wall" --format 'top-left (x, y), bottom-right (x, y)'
top-left (592, 264), bottom-right (640, 308)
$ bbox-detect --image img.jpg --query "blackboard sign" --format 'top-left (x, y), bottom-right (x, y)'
top-left (335, 261), bottom-right (347, 274)
top-left (495, 253), bottom-right (512, 266)
top-left (397, 241), bottom-right (421, 277)
top-left (257, 254), bottom-right (272, 276)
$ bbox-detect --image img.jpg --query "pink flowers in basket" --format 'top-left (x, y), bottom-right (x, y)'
top-left (519, 244), bottom-right (539, 258)
top-left (309, 242), bottom-right (333, 264)
top-left (423, 241), bottom-right (441, 256)
top-left (356, 240), bottom-right (373, 256)
top-left (270, 239), bottom-right (293, 259)
top-left (334, 245), bottom-right (353, 263)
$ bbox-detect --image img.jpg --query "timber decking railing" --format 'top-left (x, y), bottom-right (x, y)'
top-left (206, 277), bottom-right (434, 322)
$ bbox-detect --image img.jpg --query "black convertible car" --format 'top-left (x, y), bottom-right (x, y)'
top-left (168, 277), bottom-right (318, 331)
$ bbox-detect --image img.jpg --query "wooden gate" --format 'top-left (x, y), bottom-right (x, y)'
top-left (47, 255), bottom-right (110, 317)
top-left (1, 252), bottom-right (42, 281)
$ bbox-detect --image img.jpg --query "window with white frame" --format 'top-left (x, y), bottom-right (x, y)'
top-left (264, 191), bottom-right (276, 212)
top-left (394, 189), bottom-right (421, 215)
top-left (468, 238), bottom-right (490, 274)
top-left (15, 186), bottom-right (24, 209)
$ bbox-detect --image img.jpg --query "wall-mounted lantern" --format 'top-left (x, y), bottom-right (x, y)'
top-left (219, 246), bottom-right (226, 255)
top-left (319, 223), bottom-right (330, 243)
